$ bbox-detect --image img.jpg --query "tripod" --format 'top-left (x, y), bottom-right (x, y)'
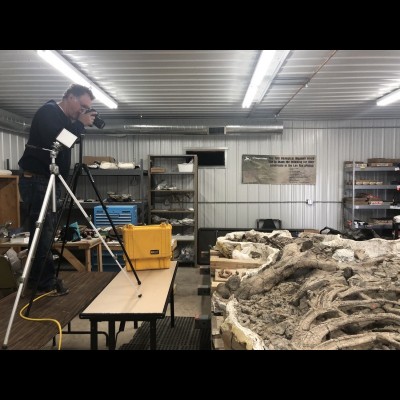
top-left (2, 141), bottom-right (141, 349)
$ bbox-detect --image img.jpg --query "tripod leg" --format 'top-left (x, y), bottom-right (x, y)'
top-left (2, 174), bottom-right (56, 348)
top-left (54, 163), bottom-right (82, 276)
top-left (57, 174), bottom-right (141, 288)
top-left (82, 164), bottom-right (141, 284)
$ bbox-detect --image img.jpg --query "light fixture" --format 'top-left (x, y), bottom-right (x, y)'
top-left (242, 50), bottom-right (277, 108)
top-left (37, 50), bottom-right (118, 109)
top-left (242, 50), bottom-right (290, 109)
top-left (243, 51), bottom-right (276, 108)
top-left (225, 125), bottom-right (283, 134)
top-left (377, 87), bottom-right (400, 106)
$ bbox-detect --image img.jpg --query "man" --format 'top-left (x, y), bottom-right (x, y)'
top-left (18, 84), bottom-right (96, 296)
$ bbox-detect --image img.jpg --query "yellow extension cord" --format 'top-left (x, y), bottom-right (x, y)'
top-left (19, 291), bottom-right (63, 350)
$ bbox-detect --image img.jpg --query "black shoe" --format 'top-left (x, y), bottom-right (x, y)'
top-left (35, 279), bottom-right (69, 297)
top-left (48, 278), bottom-right (69, 297)
top-left (23, 279), bottom-right (69, 297)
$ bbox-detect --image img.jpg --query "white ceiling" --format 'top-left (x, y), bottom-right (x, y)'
top-left (1, 50), bottom-right (400, 124)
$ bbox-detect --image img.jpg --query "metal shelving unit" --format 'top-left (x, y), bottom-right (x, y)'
top-left (343, 162), bottom-right (400, 235)
top-left (148, 155), bottom-right (198, 265)
top-left (67, 159), bottom-right (148, 224)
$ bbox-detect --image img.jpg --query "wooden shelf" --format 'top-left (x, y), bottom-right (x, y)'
top-left (0, 175), bottom-right (20, 228)
top-left (73, 200), bottom-right (147, 209)
top-left (344, 204), bottom-right (394, 210)
top-left (345, 185), bottom-right (399, 190)
top-left (150, 190), bottom-right (195, 193)
top-left (344, 166), bottom-right (399, 172)
top-left (151, 172), bottom-right (194, 175)
top-left (69, 168), bottom-right (147, 176)
top-left (150, 209), bottom-right (195, 213)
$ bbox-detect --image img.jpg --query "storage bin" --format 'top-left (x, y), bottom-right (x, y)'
top-left (177, 163), bottom-right (193, 172)
top-left (122, 223), bottom-right (172, 270)
top-left (94, 205), bottom-right (137, 227)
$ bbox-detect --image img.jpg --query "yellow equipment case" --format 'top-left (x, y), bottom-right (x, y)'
top-left (122, 223), bottom-right (172, 270)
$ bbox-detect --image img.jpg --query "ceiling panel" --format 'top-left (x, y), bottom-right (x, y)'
top-left (1, 50), bottom-right (400, 124)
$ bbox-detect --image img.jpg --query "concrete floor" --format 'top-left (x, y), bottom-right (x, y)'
top-left (42, 265), bottom-right (210, 350)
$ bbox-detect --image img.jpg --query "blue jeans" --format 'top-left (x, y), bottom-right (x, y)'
top-left (19, 175), bottom-right (61, 290)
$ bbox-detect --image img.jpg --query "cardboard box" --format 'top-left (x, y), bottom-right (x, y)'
top-left (368, 163), bottom-right (393, 167)
top-left (178, 163), bottom-right (194, 172)
top-left (83, 156), bottom-right (115, 165)
top-left (344, 162), bottom-right (367, 168)
top-left (151, 167), bottom-right (166, 173)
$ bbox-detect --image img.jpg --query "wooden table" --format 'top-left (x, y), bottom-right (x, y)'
top-left (0, 237), bottom-right (103, 272)
top-left (0, 271), bottom-right (117, 350)
top-left (80, 261), bottom-right (178, 350)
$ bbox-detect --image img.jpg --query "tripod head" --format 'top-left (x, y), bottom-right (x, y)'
top-left (25, 141), bottom-right (63, 173)
top-left (26, 127), bottom-right (78, 155)
top-left (24, 141), bottom-right (65, 176)
top-left (25, 141), bottom-right (61, 154)
top-left (50, 141), bottom-right (63, 158)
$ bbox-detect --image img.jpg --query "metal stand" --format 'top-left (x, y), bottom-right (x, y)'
top-left (2, 141), bottom-right (141, 350)
top-left (61, 162), bottom-right (142, 282)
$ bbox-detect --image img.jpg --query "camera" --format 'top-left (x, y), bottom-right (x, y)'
top-left (85, 108), bottom-right (105, 129)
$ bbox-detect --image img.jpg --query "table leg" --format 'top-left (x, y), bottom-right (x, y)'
top-left (85, 249), bottom-right (91, 272)
top-left (97, 244), bottom-right (103, 272)
top-left (170, 288), bottom-right (175, 328)
top-left (149, 320), bottom-right (157, 350)
top-left (108, 321), bottom-right (116, 350)
top-left (90, 320), bottom-right (98, 350)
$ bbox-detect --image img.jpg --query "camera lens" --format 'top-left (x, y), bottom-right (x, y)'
top-left (93, 115), bottom-right (105, 129)
top-left (85, 108), bottom-right (105, 129)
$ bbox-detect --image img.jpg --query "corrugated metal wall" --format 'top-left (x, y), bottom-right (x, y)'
top-left (3, 119), bottom-right (400, 230)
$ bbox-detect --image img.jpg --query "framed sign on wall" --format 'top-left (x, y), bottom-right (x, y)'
top-left (242, 155), bottom-right (316, 184)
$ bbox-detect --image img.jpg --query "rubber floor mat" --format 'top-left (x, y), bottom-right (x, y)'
top-left (119, 317), bottom-right (208, 350)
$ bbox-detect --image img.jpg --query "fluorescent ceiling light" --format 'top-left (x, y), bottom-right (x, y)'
top-left (225, 125), bottom-right (283, 134)
top-left (376, 88), bottom-right (400, 106)
top-left (37, 50), bottom-right (118, 109)
top-left (242, 50), bottom-right (277, 108)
